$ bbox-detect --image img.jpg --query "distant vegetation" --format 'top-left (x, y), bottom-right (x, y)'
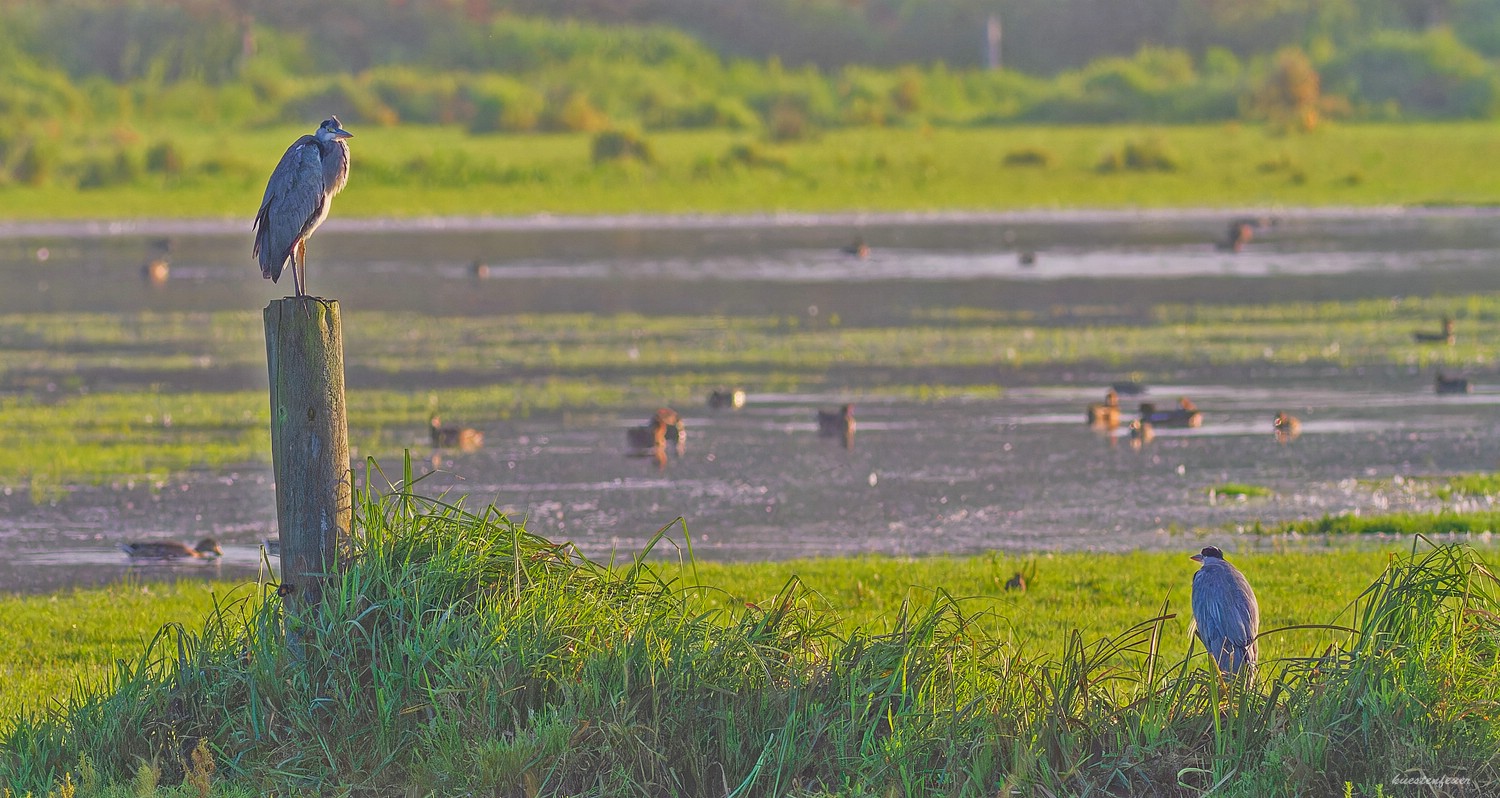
top-left (2, 2), bottom-right (1500, 194)
top-left (9, 123), bottom-right (1500, 220)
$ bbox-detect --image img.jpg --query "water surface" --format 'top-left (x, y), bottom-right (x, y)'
top-left (2, 209), bottom-right (1497, 592)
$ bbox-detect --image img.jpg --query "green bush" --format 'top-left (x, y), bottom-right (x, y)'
top-left (720, 141), bottom-right (787, 170)
top-left (765, 98), bottom-right (815, 141)
top-left (541, 89), bottom-right (609, 133)
top-left (367, 67), bottom-right (460, 125)
top-left (1323, 29), bottom-right (1500, 119)
top-left (643, 96), bottom-right (757, 130)
top-left (591, 129), bottom-right (654, 165)
top-left (465, 77), bottom-right (544, 134)
top-left (1096, 137), bottom-right (1178, 172)
top-left (75, 148), bottom-right (141, 189)
top-left (5, 135), bottom-right (57, 186)
top-left (1002, 147), bottom-right (1054, 168)
top-left (144, 140), bottom-right (182, 177)
top-left (282, 75), bottom-right (397, 128)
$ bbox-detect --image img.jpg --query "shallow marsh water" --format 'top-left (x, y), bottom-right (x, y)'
top-left (1, 209), bottom-right (1498, 593)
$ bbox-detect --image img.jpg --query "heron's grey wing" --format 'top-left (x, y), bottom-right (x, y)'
top-left (1192, 565), bottom-right (1259, 671)
top-left (253, 137), bottom-right (325, 281)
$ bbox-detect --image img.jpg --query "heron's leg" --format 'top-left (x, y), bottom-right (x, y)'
top-left (286, 248), bottom-right (301, 298)
top-left (295, 239), bottom-right (307, 297)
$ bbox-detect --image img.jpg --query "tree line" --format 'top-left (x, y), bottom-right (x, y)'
top-left (1, 0), bottom-right (1499, 189)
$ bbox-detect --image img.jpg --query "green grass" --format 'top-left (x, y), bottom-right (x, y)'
top-left (1435, 473), bottom-right (1500, 501)
top-left (0, 547), bottom-right (1394, 732)
top-left (670, 548), bottom-right (1395, 667)
top-left (0, 580), bottom-right (251, 730)
top-left (1208, 483), bottom-right (1275, 499)
top-left (5, 122), bottom-right (1500, 220)
top-left (1, 480), bottom-right (1494, 796)
top-left (1276, 509), bottom-right (1500, 537)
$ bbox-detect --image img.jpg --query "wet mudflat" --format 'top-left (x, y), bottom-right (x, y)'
top-left (1, 209), bottom-right (1497, 592)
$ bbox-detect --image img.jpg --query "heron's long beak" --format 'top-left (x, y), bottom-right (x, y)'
top-left (1189, 554), bottom-right (1204, 562)
top-left (333, 127), bottom-right (354, 140)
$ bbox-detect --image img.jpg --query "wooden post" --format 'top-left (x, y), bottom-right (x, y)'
top-left (264, 298), bottom-right (351, 647)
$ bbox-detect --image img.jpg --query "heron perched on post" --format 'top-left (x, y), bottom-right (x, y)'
top-left (1190, 546), bottom-right (1260, 677)
top-left (253, 117), bottom-right (354, 297)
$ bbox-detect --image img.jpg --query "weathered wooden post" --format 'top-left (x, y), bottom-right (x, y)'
top-left (264, 297), bottom-right (351, 647)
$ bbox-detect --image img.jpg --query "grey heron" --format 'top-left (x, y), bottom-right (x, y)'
top-left (1190, 546), bottom-right (1260, 677)
top-left (253, 117), bottom-right (353, 297)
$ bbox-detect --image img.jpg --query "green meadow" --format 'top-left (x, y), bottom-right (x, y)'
top-left (0, 547), bottom-right (1398, 727)
top-left (4, 122), bottom-right (1500, 220)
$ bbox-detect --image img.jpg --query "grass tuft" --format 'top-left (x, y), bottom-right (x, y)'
top-left (1209, 483), bottom-right (1275, 499)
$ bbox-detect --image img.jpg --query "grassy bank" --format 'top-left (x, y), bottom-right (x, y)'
top-left (2, 484), bottom-right (1495, 795)
top-left (0, 547), bottom-right (1396, 728)
top-left (4, 123), bottom-right (1500, 220)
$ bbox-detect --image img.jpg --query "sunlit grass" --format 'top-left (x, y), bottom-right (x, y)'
top-left (3, 122), bottom-right (1500, 220)
top-left (1277, 509), bottom-right (1500, 537)
top-left (0, 580), bottom-right (248, 726)
top-left (0, 547), bottom-right (1394, 731)
top-left (1435, 472), bottom-right (1500, 501)
top-left (1207, 482), bottom-right (1276, 498)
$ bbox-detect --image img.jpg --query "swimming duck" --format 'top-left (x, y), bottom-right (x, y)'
top-left (1435, 372), bottom-right (1471, 395)
top-left (1273, 412), bottom-right (1301, 444)
top-left (121, 537), bottom-right (222, 561)
top-left (430, 415), bottom-right (484, 451)
top-left (1128, 419), bottom-right (1154, 449)
top-left (1215, 217), bottom-right (1265, 253)
top-left (1086, 390), bottom-right (1121, 427)
top-left (626, 417), bottom-right (668, 449)
top-left (841, 238), bottom-right (871, 259)
top-left (707, 389), bottom-right (747, 410)
top-left (140, 237), bottom-right (172, 286)
top-left (141, 259), bottom-right (170, 286)
top-left (1412, 317), bottom-right (1455, 345)
top-left (817, 404), bottom-right (856, 449)
top-left (1138, 398), bottom-right (1202, 428)
top-left (653, 407), bottom-right (686, 445)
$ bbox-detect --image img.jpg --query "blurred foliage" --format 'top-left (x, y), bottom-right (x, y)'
top-left (591, 128), bottom-right (654, 164)
top-left (1250, 47), bottom-right (1328, 132)
top-left (1322, 28), bottom-right (1500, 119)
top-left (1, 1), bottom-right (1500, 190)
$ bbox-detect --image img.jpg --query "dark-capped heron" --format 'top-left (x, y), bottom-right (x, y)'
top-left (1190, 546), bottom-right (1259, 677)
top-left (253, 117), bottom-right (353, 297)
